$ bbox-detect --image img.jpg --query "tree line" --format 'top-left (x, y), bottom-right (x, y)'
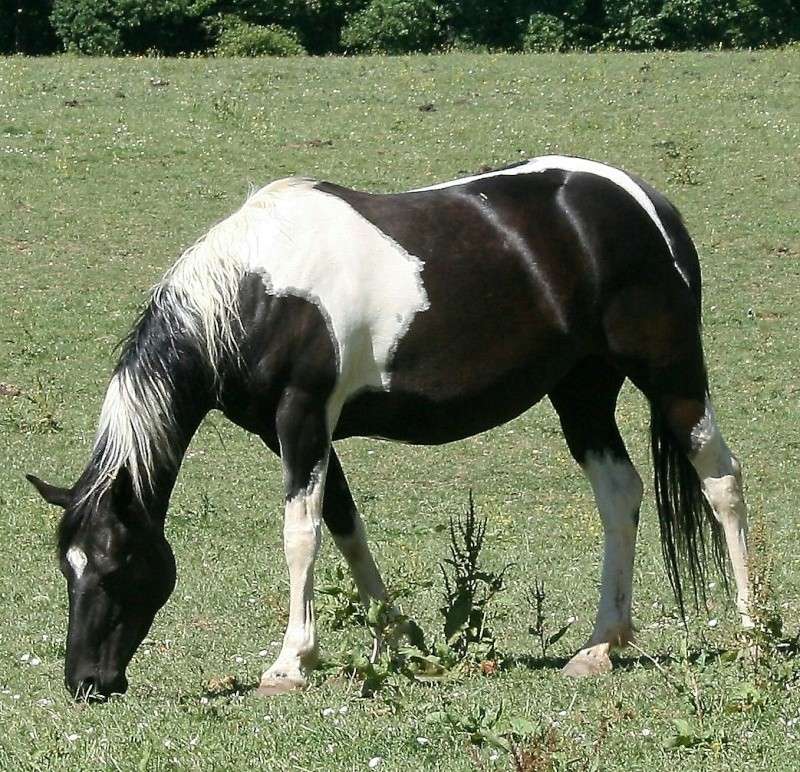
top-left (3, 0), bottom-right (799, 56)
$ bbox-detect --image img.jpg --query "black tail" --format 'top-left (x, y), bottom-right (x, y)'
top-left (650, 406), bottom-right (728, 615)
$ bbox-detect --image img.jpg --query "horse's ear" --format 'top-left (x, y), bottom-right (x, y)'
top-left (26, 474), bottom-right (72, 509)
top-left (111, 467), bottom-right (134, 510)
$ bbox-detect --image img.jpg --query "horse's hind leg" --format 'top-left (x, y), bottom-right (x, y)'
top-left (549, 360), bottom-right (643, 676)
top-left (663, 397), bottom-right (752, 627)
top-left (258, 393), bottom-right (330, 696)
top-left (323, 450), bottom-right (390, 655)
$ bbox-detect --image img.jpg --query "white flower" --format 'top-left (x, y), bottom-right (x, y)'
top-left (642, 728), bottom-right (652, 737)
top-left (29, 657), bottom-right (41, 667)
top-left (416, 737), bottom-right (429, 746)
top-left (65, 733), bottom-right (79, 742)
top-left (368, 757), bottom-right (383, 769)
top-left (322, 707), bottom-right (335, 717)
top-left (708, 618), bottom-right (718, 628)
top-left (339, 705), bottom-right (348, 714)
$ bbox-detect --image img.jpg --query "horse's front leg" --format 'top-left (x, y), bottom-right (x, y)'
top-left (323, 450), bottom-right (389, 659)
top-left (258, 396), bottom-right (330, 696)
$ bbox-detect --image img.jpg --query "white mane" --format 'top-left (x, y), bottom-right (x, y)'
top-left (84, 180), bottom-right (313, 502)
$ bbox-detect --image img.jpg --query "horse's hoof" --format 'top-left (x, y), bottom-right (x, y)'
top-left (255, 676), bottom-right (307, 696)
top-left (561, 647), bottom-right (613, 677)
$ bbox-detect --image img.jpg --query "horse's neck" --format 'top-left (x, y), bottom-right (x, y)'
top-left (85, 315), bottom-right (215, 513)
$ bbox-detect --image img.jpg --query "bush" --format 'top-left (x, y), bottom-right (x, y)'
top-left (50, 0), bottom-right (211, 55)
top-left (341, 0), bottom-right (446, 53)
top-left (212, 16), bottom-right (305, 55)
top-left (441, 0), bottom-right (530, 49)
top-left (601, 0), bottom-right (664, 49)
top-left (208, 0), bottom-right (369, 54)
top-left (522, 13), bottom-right (567, 52)
top-left (659, 0), bottom-right (800, 48)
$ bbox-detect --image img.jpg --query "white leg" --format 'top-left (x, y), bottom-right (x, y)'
top-left (563, 450), bottom-right (643, 677)
top-left (258, 464), bottom-right (327, 695)
top-left (332, 516), bottom-right (390, 659)
top-left (332, 516), bottom-right (387, 607)
top-left (689, 400), bottom-right (752, 627)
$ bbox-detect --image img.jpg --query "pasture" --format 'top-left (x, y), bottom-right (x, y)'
top-left (1, 50), bottom-right (799, 770)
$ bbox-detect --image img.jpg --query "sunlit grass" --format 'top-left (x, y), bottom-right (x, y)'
top-left (0, 51), bottom-right (798, 770)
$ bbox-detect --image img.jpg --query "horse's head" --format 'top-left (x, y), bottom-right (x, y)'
top-left (27, 468), bottom-right (176, 701)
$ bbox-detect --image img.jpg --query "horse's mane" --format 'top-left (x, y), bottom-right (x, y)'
top-left (77, 191), bottom-right (277, 505)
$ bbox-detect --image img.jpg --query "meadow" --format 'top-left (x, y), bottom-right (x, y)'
top-left (0, 50), bottom-right (798, 770)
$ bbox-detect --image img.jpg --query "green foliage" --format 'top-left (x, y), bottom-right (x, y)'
top-left (439, 492), bottom-right (509, 661)
top-left (441, 0), bottom-right (530, 50)
top-left (659, 0), bottom-right (800, 48)
top-left (601, 0), bottom-right (665, 50)
top-left (522, 13), bottom-right (567, 52)
top-left (427, 700), bottom-right (541, 752)
top-left (36, 0), bottom-right (800, 54)
top-left (211, 15), bottom-right (305, 56)
top-left (341, 0), bottom-right (446, 53)
top-left (50, 0), bottom-right (212, 54)
top-left (317, 564), bottom-right (366, 629)
top-left (526, 580), bottom-right (573, 658)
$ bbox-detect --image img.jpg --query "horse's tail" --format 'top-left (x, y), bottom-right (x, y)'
top-left (643, 196), bottom-right (727, 615)
top-left (650, 405), bottom-right (727, 615)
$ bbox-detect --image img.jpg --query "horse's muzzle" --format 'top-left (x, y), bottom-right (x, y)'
top-left (66, 673), bottom-right (129, 702)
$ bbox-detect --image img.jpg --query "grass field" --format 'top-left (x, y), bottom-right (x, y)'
top-left (1, 50), bottom-right (799, 770)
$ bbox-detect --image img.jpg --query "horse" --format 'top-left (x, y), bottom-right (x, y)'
top-left (28, 155), bottom-right (751, 700)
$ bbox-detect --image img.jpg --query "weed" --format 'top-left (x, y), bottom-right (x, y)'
top-left (526, 579), bottom-right (573, 659)
top-left (741, 514), bottom-right (800, 688)
top-left (654, 137), bottom-right (700, 186)
top-left (318, 563), bottom-right (366, 630)
top-left (440, 491), bottom-right (510, 662)
top-left (1, 374), bottom-right (61, 434)
top-left (428, 700), bottom-right (540, 753)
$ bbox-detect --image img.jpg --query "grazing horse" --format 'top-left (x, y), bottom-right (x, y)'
top-left (28, 156), bottom-right (751, 700)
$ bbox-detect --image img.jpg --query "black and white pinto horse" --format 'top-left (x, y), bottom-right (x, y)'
top-left (28, 156), bottom-right (751, 700)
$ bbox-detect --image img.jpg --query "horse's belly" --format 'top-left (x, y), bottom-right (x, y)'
top-left (334, 351), bottom-right (575, 444)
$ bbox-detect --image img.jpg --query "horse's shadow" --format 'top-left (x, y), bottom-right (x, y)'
top-left (506, 647), bottom-right (731, 673)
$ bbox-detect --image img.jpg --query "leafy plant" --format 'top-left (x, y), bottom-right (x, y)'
top-left (522, 13), bottom-right (566, 52)
top-left (428, 700), bottom-right (541, 752)
top-left (439, 491), bottom-right (510, 662)
top-left (211, 15), bottom-right (305, 56)
top-left (340, 0), bottom-right (447, 53)
top-left (317, 564), bottom-right (366, 631)
top-left (740, 514), bottom-right (800, 688)
top-left (526, 579), bottom-right (573, 658)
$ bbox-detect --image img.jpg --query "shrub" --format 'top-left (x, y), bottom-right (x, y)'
top-left (659, 0), bottom-right (800, 48)
top-left (50, 0), bottom-right (211, 55)
top-left (441, 0), bottom-right (530, 50)
top-left (601, 0), bottom-right (664, 50)
top-left (522, 13), bottom-right (567, 52)
top-left (211, 16), bottom-right (305, 56)
top-left (341, 0), bottom-right (446, 53)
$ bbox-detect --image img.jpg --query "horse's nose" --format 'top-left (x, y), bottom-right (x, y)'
top-left (66, 673), bottom-right (128, 701)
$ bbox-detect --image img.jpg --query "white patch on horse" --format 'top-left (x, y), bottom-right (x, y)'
top-left (261, 460), bottom-right (327, 689)
top-left (232, 179), bottom-right (430, 428)
top-left (412, 155), bottom-right (690, 287)
top-left (66, 546), bottom-right (88, 580)
top-left (688, 399), bottom-right (751, 625)
top-left (581, 451), bottom-right (642, 646)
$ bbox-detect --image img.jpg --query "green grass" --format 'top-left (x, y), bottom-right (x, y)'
top-left (0, 50), bottom-right (798, 770)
